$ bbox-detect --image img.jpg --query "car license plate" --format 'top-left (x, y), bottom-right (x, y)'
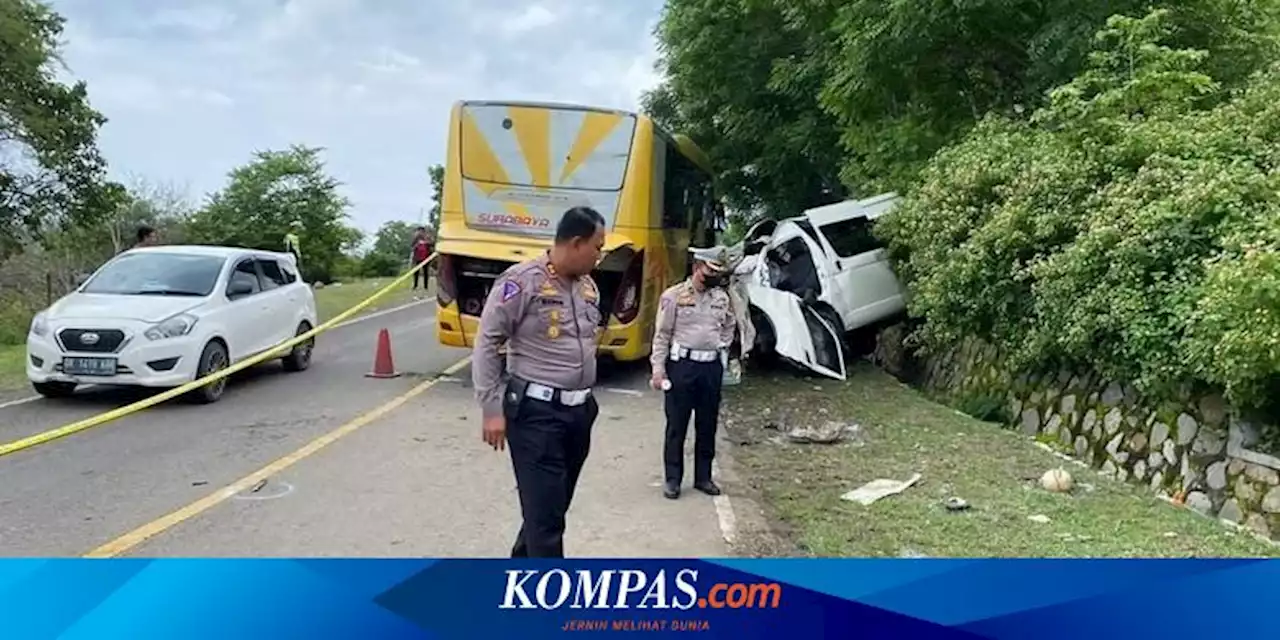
top-left (62, 357), bottom-right (117, 376)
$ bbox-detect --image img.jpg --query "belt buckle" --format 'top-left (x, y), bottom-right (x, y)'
top-left (526, 383), bottom-right (554, 402)
top-left (557, 389), bottom-right (587, 406)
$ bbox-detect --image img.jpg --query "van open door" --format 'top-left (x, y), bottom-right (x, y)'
top-left (747, 285), bottom-right (846, 380)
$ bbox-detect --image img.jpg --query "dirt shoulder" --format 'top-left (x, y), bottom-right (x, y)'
top-left (721, 361), bottom-right (1279, 557)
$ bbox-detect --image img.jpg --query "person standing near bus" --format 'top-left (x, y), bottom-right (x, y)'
top-left (650, 246), bottom-right (735, 500)
top-left (409, 226), bottom-right (433, 291)
top-left (471, 206), bottom-right (607, 558)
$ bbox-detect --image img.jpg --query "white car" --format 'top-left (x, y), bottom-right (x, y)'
top-left (736, 193), bottom-right (907, 380)
top-left (26, 245), bottom-right (318, 403)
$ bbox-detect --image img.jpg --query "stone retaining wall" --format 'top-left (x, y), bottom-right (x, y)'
top-left (873, 327), bottom-right (1280, 540)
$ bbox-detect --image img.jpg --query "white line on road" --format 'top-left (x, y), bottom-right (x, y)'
top-left (602, 388), bottom-right (645, 397)
top-left (0, 394), bottom-right (42, 410)
top-left (711, 460), bottom-right (738, 545)
top-left (0, 298), bottom-right (438, 413)
top-left (332, 298), bottom-right (435, 330)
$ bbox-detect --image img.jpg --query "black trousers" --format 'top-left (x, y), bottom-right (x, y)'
top-left (412, 260), bottom-right (429, 289)
top-left (504, 383), bottom-right (598, 558)
top-left (663, 358), bottom-right (723, 486)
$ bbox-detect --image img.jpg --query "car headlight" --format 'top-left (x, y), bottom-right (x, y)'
top-left (29, 312), bottom-right (48, 337)
top-left (145, 313), bottom-right (198, 340)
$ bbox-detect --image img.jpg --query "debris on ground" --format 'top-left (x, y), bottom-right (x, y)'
top-left (1057, 532), bottom-right (1095, 542)
top-left (786, 421), bottom-right (863, 445)
top-left (841, 473), bottom-right (923, 506)
top-left (943, 497), bottom-right (970, 511)
top-left (898, 548), bottom-right (930, 558)
top-left (1028, 514), bottom-right (1052, 524)
top-left (1040, 468), bottom-right (1074, 493)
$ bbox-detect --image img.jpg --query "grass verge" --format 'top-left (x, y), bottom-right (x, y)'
top-left (0, 344), bottom-right (25, 398)
top-left (0, 277), bottom-right (433, 397)
top-left (723, 361), bottom-right (1279, 557)
top-left (313, 276), bottom-right (429, 324)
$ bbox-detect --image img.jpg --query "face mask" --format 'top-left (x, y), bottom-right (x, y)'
top-left (703, 273), bottom-right (728, 288)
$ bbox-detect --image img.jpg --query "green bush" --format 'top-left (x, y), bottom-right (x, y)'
top-left (360, 252), bottom-right (401, 278)
top-left (879, 11), bottom-right (1280, 408)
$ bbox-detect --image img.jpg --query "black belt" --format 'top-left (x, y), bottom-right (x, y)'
top-left (507, 377), bottom-right (592, 407)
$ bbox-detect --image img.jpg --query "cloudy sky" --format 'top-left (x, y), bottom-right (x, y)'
top-left (50, 0), bottom-right (665, 233)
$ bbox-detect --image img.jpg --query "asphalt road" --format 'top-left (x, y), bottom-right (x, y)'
top-left (0, 301), bottom-right (729, 557)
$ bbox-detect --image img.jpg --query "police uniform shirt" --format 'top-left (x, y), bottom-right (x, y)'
top-left (650, 279), bottom-right (735, 376)
top-left (472, 253), bottom-right (602, 416)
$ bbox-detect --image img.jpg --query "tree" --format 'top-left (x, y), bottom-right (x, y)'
top-left (102, 178), bottom-right (194, 252)
top-left (820, 0), bottom-right (1280, 194)
top-left (644, 0), bottom-right (849, 219)
top-left (359, 220), bottom-right (417, 277)
top-left (0, 0), bottom-right (122, 258)
top-left (649, 0), bottom-right (1280, 206)
top-left (426, 164), bottom-right (444, 234)
top-left (186, 145), bottom-right (353, 283)
top-left (878, 10), bottom-right (1280, 408)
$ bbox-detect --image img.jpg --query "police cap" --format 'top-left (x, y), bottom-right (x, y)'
top-left (689, 245), bottom-right (728, 272)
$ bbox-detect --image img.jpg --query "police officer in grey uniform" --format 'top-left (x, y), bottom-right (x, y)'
top-left (650, 246), bottom-right (736, 500)
top-left (472, 206), bottom-right (607, 558)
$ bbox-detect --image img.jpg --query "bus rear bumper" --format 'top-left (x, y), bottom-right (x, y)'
top-left (436, 302), bottom-right (649, 361)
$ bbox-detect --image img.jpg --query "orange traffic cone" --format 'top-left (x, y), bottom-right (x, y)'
top-left (366, 328), bottom-right (401, 378)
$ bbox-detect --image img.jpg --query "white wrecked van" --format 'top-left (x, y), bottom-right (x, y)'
top-left (731, 193), bottom-right (907, 380)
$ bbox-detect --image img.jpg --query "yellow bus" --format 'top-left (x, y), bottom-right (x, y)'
top-left (434, 100), bottom-right (721, 362)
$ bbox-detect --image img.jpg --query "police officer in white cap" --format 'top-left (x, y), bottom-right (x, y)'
top-left (650, 245), bottom-right (736, 499)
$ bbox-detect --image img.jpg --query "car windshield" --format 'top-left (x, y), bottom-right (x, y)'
top-left (81, 252), bottom-right (226, 296)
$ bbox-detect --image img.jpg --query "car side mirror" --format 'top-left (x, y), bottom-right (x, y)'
top-left (227, 281), bottom-right (254, 298)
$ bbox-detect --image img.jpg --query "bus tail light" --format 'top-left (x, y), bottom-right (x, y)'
top-left (437, 255), bottom-right (457, 306)
top-left (612, 250), bottom-right (644, 325)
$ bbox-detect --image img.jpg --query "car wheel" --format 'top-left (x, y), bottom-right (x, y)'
top-left (33, 381), bottom-right (77, 399)
top-left (187, 340), bottom-right (230, 404)
top-left (282, 321), bottom-right (314, 372)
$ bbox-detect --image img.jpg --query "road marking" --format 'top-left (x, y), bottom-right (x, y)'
top-left (0, 395), bottom-right (40, 410)
top-left (602, 387), bottom-right (644, 397)
top-left (710, 460), bottom-right (738, 545)
top-left (83, 356), bottom-right (472, 558)
top-left (0, 384), bottom-right (104, 411)
top-left (331, 298), bottom-right (435, 330)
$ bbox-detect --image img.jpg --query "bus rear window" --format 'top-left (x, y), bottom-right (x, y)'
top-left (460, 104), bottom-right (636, 192)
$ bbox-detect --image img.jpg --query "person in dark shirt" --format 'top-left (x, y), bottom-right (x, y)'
top-left (135, 225), bottom-right (159, 248)
top-left (410, 226), bottom-right (433, 291)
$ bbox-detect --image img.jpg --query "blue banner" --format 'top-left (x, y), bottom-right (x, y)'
top-left (0, 559), bottom-right (1274, 638)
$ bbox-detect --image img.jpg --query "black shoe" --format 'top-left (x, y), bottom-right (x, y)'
top-left (663, 481), bottom-right (680, 500)
top-left (694, 480), bottom-right (722, 496)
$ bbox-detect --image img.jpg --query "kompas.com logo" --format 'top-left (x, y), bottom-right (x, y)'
top-left (498, 568), bottom-right (782, 610)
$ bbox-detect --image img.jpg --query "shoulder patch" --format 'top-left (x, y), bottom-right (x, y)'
top-left (500, 280), bottom-right (521, 302)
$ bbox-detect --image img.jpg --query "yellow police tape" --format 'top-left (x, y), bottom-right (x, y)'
top-left (0, 254), bottom-right (438, 458)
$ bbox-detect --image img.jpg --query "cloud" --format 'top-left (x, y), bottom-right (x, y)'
top-left (145, 6), bottom-right (235, 34)
top-left (47, 0), bottom-right (666, 233)
top-left (497, 4), bottom-right (559, 35)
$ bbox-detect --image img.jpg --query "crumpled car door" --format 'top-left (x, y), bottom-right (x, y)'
top-left (747, 285), bottom-right (847, 380)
